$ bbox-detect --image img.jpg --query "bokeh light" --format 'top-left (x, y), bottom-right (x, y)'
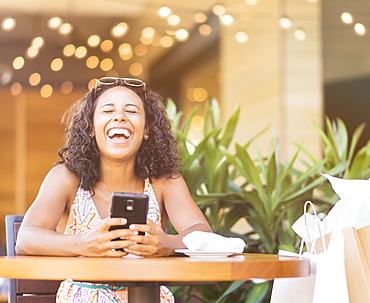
top-left (11, 82), bottom-right (22, 95)
top-left (40, 84), bottom-right (53, 98)
top-left (29, 73), bottom-right (41, 86)
top-left (129, 63), bottom-right (143, 76)
top-left (61, 81), bottom-right (73, 94)
top-left (13, 56), bottom-right (25, 70)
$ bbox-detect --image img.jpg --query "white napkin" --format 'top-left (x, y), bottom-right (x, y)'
top-left (182, 231), bottom-right (246, 253)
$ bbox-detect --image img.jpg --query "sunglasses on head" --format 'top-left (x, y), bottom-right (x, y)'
top-left (94, 77), bottom-right (146, 99)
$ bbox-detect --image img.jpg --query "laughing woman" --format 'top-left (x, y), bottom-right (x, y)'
top-left (16, 77), bottom-right (212, 303)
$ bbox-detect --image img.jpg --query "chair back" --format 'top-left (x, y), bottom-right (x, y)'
top-left (5, 215), bottom-right (62, 303)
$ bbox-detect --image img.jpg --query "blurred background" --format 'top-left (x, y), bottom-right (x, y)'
top-left (0, 0), bottom-right (369, 263)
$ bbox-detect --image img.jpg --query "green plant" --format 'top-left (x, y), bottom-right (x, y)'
top-left (295, 117), bottom-right (370, 204)
top-left (166, 99), bottom-right (370, 303)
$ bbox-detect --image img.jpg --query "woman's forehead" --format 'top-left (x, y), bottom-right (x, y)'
top-left (96, 86), bottom-right (143, 105)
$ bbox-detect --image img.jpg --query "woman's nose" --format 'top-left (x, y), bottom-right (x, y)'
top-left (113, 113), bottom-right (126, 122)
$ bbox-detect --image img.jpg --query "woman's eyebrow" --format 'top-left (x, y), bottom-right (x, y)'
top-left (126, 103), bottom-right (140, 108)
top-left (100, 103), bottom-right (114, 108)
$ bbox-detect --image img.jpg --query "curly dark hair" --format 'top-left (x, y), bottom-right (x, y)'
top-left (57, 78), bottom-right (180, 191)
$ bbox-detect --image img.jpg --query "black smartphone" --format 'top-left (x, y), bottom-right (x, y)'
top-left (109, 192), bottom-right (149, 237)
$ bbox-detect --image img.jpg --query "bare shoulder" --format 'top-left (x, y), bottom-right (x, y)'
top-left (38, 164), bottom-right (80, 203)
top-left (150, 174), bottom-right (185, 192)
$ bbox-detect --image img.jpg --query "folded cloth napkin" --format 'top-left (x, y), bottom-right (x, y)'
top-left (182, 231), bottom-right (246, 253)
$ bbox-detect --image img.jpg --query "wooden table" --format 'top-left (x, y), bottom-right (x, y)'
top-left (0, 253), bottom-right (309, 303)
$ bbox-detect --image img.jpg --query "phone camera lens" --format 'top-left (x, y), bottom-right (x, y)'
top-left (126, 199), bottom-right (134, 211)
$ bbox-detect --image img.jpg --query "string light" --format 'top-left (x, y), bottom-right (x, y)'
top-left (86, 56), bottom-right (99, 69)
top-left (129, 62), bottom-right (143, 76)
top-left (32, 37), bottom-right (44, 48)
top-left (29, 73), bottom-right (41, 86)
top-left (58, 23), bottom-right (73, 36)
top-left (118, 43), bottom-right (132, 59)
top-left (354, 23), bottom-right (366, 36)
top-left (245, 0), bottom-right (257, 4)
top-left (75, 46), bottom-right (88, 59)
top-left (100, 58), bottom-right (114, 71)
top-left (134, 44), bottom-right (148, 56)
top-left (51, 58), bottom-right (63, 71)
top-left (61, 81), bottom-right (73, 94)
top-left (236, 32), bottom-right (248, 43)
top-left (176, 29), bottom-right (189, 41)
top-left (194, 12), bottom-right (207, 23)
top-left (341, 12), bottom-right (353, 24)
top-left (2, 17), bottom-right (16, 31)
top-left (142, 27), bottom-right (155, 38)
top-left (140, 36), bottom-right (153, 45)
top-left (294, 29), bottom-right (306, 40)
top-left (158, 6), bottom-right (171, 17)
top-left (199, 24), bottom-right (212, 36)
top-left (63, 44), bottom-right (75, 57)
top-left (280, 17), bottom-right (292, 28)
top-left (47, 17), bottom-right (62, 30)
top-left (167, 14), bottom-right (180, 26)
top-left (87, 35), bottom-right (101, 47)
top-left (100, 40), bottom-right (114, 52)
top-left (213, 5), bottom-right (225, 16)
top-left (26, 46), bottom-right (39, 59)
top-left (111, 22), bottom-right (128, 38)
top-left (40, 84), bottom-right (53, 98)
top-left (160, 36), bottom-right (174, 48)
top-left (220, 15), bottom-right (234, 25)
top-left (13, 56), bottom-right (25, 70)
top-left (10, 82), bottom-right (22, 95)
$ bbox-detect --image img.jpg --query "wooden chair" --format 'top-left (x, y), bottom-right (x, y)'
top-left (5, 215), bottom-right (62, 303)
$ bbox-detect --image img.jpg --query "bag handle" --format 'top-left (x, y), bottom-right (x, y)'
top-left (299, 200), bottom-right (327, 255)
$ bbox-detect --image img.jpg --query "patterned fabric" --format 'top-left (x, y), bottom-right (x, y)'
top-left (56, 179), bottom-right (174, 303)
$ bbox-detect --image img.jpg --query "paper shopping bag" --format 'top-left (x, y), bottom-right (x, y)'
top-left (311, 228), bottom-right (348, 303)
top-left (271, 229), bottom-right (349, 303)
top-left (270, 251), bottom-right (315, 303)
top-left (313, 226), bottom-right (370, 303)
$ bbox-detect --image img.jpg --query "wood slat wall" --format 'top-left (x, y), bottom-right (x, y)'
top-left (0, 89), bottom-right (83, 253)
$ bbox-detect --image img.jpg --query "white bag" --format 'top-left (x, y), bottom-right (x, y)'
top-left (270, 201), bottom-right (349, 303)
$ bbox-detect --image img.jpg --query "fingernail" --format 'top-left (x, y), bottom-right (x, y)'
top-left (121, 218), bottom-right (127, 224)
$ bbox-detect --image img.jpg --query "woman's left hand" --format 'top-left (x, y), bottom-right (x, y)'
top-left (123, 219), bottom-right (173, 257)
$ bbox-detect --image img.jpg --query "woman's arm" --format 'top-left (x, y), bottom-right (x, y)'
top-left (16, 164), bottom-right (135, 257)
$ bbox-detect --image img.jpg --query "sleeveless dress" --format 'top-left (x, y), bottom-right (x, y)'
top-left (56, 180), bottom-right (175, 303)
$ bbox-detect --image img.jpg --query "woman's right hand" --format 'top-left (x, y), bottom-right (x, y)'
top-left (79, 217), bottom-right (138, 257)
